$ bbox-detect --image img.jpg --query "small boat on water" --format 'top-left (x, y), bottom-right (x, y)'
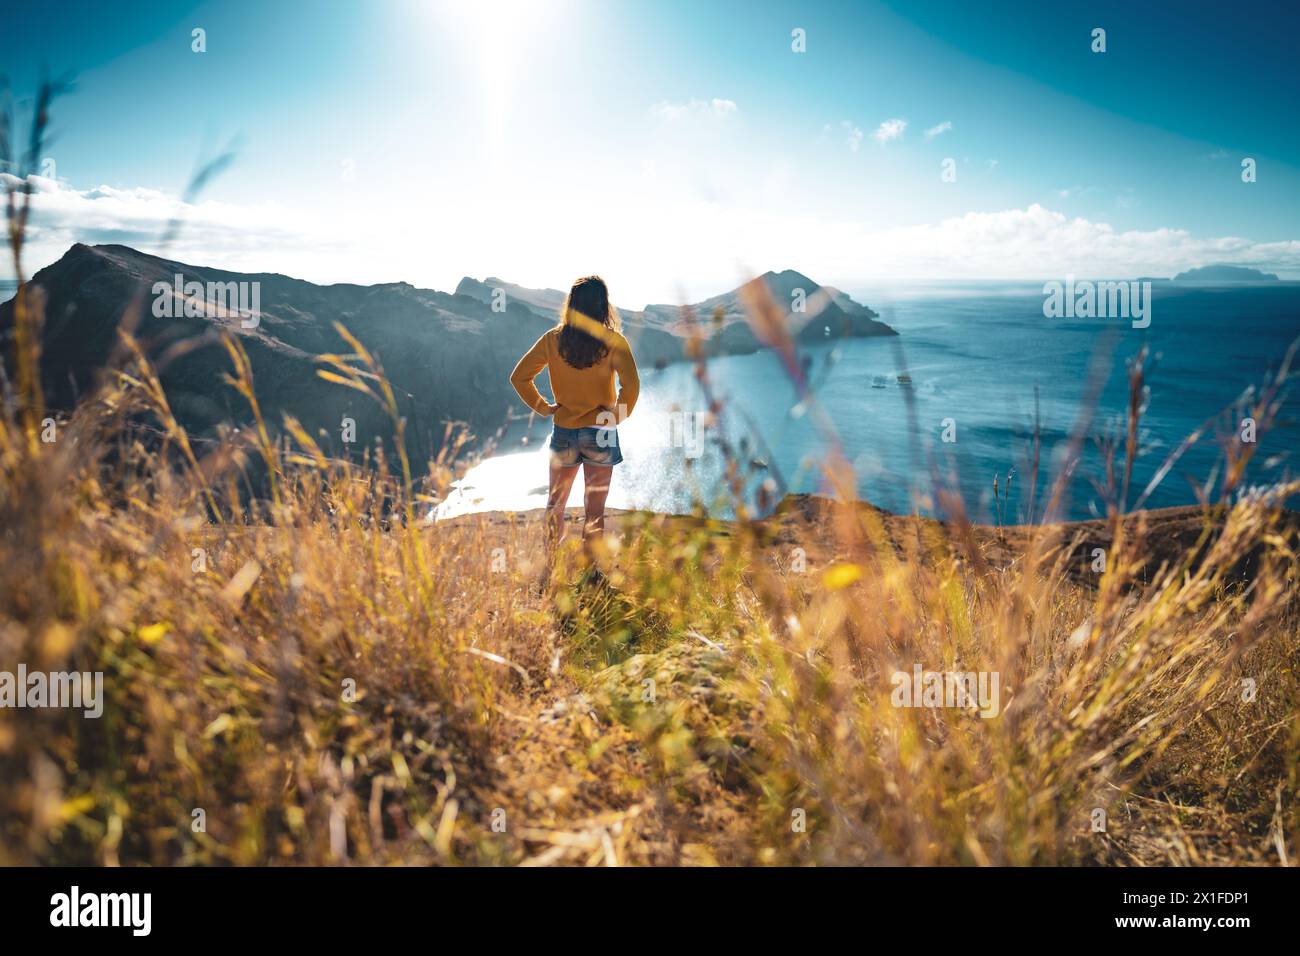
top-left (870, 375), bottom-right (889, 389)
top-left (896, 374), bottom-right (913, 386)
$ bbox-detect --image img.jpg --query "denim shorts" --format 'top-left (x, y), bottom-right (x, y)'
top-left (549, 425), bottom-right (623, 466)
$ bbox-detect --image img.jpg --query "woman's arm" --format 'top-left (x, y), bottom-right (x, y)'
top-left (611, 335), bottom-right (640, 423)
top-left (509, 334), bottom-right (558, 416)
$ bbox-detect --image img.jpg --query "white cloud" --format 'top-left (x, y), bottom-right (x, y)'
top-left (924, 121), bottom-right (952, 140)
top-left (1, 173), bottom-right (341, 282)
top-left (651, 98), bottom-right (738, 122)
top-left (6, 178), bottom-right (1300, 295)
top-left (872, 118), bottom-right (908, 144)
top-left (833, 203), bottom-right (1300, 279)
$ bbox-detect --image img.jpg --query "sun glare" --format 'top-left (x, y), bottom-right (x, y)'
top-left (433, 0), bottom-right (564, 159)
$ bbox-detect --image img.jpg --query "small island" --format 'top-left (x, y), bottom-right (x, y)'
top-left (1173, 264), bottom-right (1280, 281)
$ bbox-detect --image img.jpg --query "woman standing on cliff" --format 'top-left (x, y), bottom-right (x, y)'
top-left (509, 275), bottom-right (640, 562)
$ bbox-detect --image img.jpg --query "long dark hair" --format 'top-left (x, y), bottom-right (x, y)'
top-left (556, 275), bottom-right (620, 369)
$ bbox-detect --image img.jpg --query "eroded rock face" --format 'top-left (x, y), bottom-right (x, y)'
top-left (1, 246), bottom-right (893, 464)
top-left (1, 244), bottom-right (565, 465)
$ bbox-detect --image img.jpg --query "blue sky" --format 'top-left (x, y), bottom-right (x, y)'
top-left (3, 0), bottom-right (1298, 302)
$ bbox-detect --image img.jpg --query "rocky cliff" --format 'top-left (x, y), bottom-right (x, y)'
top-left (0, 245), bottom-right (894, 463)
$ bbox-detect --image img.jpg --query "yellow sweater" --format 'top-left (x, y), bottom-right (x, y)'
top-left (510, 327), bottom-right (640, 428)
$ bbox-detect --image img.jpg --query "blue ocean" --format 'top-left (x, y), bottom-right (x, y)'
top-left (442, 281), bottom-right (1300, 524)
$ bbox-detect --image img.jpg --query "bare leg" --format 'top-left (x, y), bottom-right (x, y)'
top-left (581, 462), bottom-right (614, 555)
top-left (546, 458), bottom-right (581, 558)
